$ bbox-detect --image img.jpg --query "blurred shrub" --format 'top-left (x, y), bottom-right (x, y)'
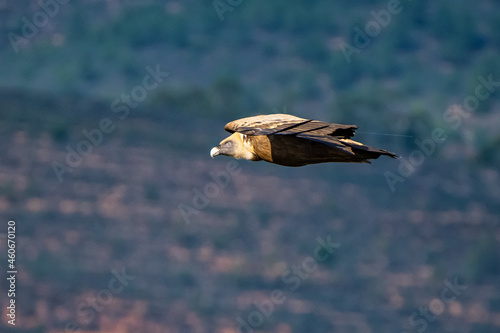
top-left (209, 75), bottom-right (245, 116)
top-left (151, 87), bottom-right (211, 116)
top-left (298, 72), bottom-right (321, 100)
top-left (470, 323), bottom-right (500, 333)
top-left (111, 5), bottom-right (188, 48)
top-left (476, 135), bottom-right (500, 166)
top-left (48, 119), bottom-right (68, 142)
top-left (0, 181), bottom-right (16, 202)
top-left (66, 7), bottom-right (90, 42)
top-left (296, 35), bottom-right (330, 63)
top-left (464, 233), bottom-right (500, 282)
top-left (143, 182), bottom-right (161, 202)
top-left (430, 2), bottom-right (485, 64)
top-left (328, 53), bottom-right (363, 90)
top-left (178, 270), bottom-right (196, 287)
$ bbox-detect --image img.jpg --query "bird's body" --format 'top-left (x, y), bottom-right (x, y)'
top-left (210, 114), bottom-right (398, 166)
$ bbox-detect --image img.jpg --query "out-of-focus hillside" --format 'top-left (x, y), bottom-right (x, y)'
top-left (1, 0), bottom-right (500, 159)
top-left (0, 1), bottom-right (499, 333)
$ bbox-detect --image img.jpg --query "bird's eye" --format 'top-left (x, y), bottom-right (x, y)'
top-left (225, 141), bottom-right (232, 147)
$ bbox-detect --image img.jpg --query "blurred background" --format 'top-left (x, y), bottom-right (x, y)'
top-left (1, 0), bottom-right (499, 332)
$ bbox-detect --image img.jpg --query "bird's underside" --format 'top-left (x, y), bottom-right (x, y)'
top-left (210, 114), bottom-right (398, 166)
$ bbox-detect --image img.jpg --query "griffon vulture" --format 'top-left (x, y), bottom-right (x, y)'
top-left (210, 114), bottom-right (398, 166)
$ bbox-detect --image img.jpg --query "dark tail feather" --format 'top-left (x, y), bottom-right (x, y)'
top-left (341, 140), bottom-right (398, 161)
top-left (373, 148), bottom-right (398, 159)
top-left (353, 146), bottom-right (399, 160)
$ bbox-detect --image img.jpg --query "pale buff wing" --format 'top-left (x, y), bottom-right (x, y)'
top-left (224, 114), bottom-right (357, 139)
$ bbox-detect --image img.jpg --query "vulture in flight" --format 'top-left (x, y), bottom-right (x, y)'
top-left (210, 114), bottom-right (398, 166)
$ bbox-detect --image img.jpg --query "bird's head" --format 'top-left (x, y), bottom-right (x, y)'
top-left (210, 136), bottom-right (237, 158)
top-left (210, 133), bottom-right (259, 161)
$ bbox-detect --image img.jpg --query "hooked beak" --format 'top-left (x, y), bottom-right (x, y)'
top-left (210, 146), bottom-right (220, 158)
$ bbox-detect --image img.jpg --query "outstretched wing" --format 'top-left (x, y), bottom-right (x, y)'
top-left (224, 114), bottom-right (357, 139)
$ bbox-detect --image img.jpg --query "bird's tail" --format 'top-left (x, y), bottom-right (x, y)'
top-left (339, 139), bottom-right (399, 161)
